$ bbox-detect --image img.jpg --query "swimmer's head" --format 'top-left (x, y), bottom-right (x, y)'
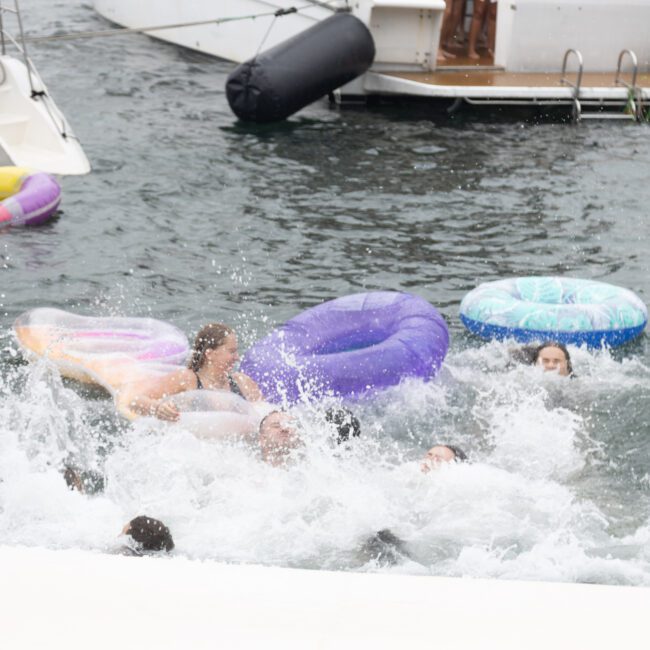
top-left (122, 516), bottom-right (174, 553)
top-left (188, 323), bottom-right (237, 372)
top-left (324, 406), bottom-right (361, 444)
top-left (359, 529), bottom-right (410, 567)
top-left (534, 341), bottom-right (573, 377)
top-left (63, 465), bottom-right (105, 495)
top-left (420, 444), bottom-right (467, 473)
top-left (258, 410), bottom-right (301, 465)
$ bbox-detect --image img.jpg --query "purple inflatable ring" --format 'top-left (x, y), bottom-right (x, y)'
top-left (240, 292), bottom-right (449, 404)
top-left (0, 167), bottom-right (62, 227)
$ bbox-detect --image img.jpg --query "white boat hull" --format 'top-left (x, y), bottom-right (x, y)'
top-left (93, 0), bottom-right (650, 112)
top-left (496, 1), bottom-right (650, 73)
top-left (93, 0), bottom-right (334, 64)
top-left (0, 56), bottom-right (90, 175)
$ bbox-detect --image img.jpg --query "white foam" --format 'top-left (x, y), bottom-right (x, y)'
top-left (1, 339), bottom-right (649, 586)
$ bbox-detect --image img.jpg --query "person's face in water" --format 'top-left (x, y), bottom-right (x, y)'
top-left (258, 412), bottom-right (301, 465)
top-left (536, 345), bottom-right (570, 376)
top-left (204, 333), bottom-right (239, 374)
top-left (421, 445), bottom-right (456, 473)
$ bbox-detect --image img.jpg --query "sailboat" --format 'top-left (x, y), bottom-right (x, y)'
top-left (0, 1), bottom-right (90, 174)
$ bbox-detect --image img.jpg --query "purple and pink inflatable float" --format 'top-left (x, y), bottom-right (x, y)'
top-left (0, 166), bottom-right (61, 227)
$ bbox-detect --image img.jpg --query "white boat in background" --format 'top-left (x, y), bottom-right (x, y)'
top-left (93, 0), bottom-right (334, 65)
top-left (93, 0), bottom-right (650, 121)
top-left (0, 2), bottom-right (90, 175)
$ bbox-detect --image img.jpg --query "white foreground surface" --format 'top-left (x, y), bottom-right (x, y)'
top-left (1, 545), bottom-right (648, 649)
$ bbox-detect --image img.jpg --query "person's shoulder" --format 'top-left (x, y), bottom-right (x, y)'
top-left (165, 367), bottom-right (196, 388)
top-left (168, 367), bottom-right (194, 379)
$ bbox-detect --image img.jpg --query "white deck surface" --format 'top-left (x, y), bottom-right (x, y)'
top-left (1, 545), bottom-right (648, 649)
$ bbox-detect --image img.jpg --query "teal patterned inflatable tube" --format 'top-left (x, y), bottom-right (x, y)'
top-left (460, 277), bottom-right (647, 348)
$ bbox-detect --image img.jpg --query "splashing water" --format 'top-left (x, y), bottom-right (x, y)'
top-left (2, 335), bottom-right (649, 586)
top-left (0, 0), bottom-right (648, 591)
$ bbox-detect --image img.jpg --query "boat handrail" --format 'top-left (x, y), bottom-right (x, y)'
top-left (0, 1), bottom-right (37, 96)
top-left (614, 49), bottom-right (638, 90)
top-left (0, 16), bottom-right (69, 139)
top-left (0, 1), bottom-right (16, 56)
top-left (560, 49), bottom-right (583, 95)
top-left (559, 49), bottom-right (584, 123)
top-left (0, 27), bottom-right (34, 84)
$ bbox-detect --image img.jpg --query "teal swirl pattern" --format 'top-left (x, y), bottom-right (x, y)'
top-left (459, 277), bottom-right (647, 348)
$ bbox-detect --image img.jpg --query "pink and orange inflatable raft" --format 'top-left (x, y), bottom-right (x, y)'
top-left (13, 308), bottom-right (263, 439)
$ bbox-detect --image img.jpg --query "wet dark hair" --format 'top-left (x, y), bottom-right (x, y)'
top-left (325, 406), bottom-right (361, 444)
top-left (533, 341), bottom-right (574, 376)
top-left (444, 444), bottom-right (467, 462)
top-left (126, 516), bottom-right (174, 552)
top-left (258, 410), bottom-right (284, 434)
top-left (509, 345), bottom-right (538, 366)
top-left (359, 529), bottom-right (410, 567)
top-left (63, 465), bottom-right (105, 495)
top-left (188, 323), bottom-right (234, 372)
top-left (510, 341), bottom-right (574, 376)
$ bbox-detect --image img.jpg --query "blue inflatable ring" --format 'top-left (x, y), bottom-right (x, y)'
top-left (460, 277), bottom-right (647, 348)
top-left (241, 291), bottom-right (449, 404)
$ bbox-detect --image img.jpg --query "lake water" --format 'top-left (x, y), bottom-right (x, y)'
top-left (1, 0), bottom-right (649, 585)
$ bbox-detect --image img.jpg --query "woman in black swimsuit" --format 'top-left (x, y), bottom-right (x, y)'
top-left (128, 322), bottom-right (263, 421)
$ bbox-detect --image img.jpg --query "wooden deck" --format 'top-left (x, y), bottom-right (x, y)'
top-left (365, 38), bottom-right (649, 101)
top-left (437, 42), bottom-right (494, 68)
top-left (438, 53), bottom-right (495, 68)
top-left (383, 70), bottom-right (650, 89)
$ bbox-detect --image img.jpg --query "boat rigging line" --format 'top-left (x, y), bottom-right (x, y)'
top-left (20, 2), bottom-right (347, 45)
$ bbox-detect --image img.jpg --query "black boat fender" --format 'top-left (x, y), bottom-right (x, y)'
top-left (226, 13), bottom-right (375, 123)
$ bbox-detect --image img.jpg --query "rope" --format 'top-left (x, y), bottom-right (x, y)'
top-left (31, 88), bottom-right (68, 138)
top-left (254, 8), bottom-right (300, 58)
top-left (20, 3), bottom-right (340, 45)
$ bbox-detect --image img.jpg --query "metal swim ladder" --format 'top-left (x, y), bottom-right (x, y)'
top-left (559, 49), bottom-right (583, 122)
top-left (614, 49), bottom-right (643, 121)
top-left (560, 48), bottom-right (642, 123)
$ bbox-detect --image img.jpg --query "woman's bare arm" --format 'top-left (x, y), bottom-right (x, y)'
top-left (232, 371), bottom-right (263, 402)
top-left (125, 368), bottom-right (196, 420)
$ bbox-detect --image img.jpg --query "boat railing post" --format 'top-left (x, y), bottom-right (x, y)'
top-left (560, 49), bottom-right (583, 123)
top-left (0, 3), bottom-right (6, 56)
top-left (12, 0), bottom-right (36, 96)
